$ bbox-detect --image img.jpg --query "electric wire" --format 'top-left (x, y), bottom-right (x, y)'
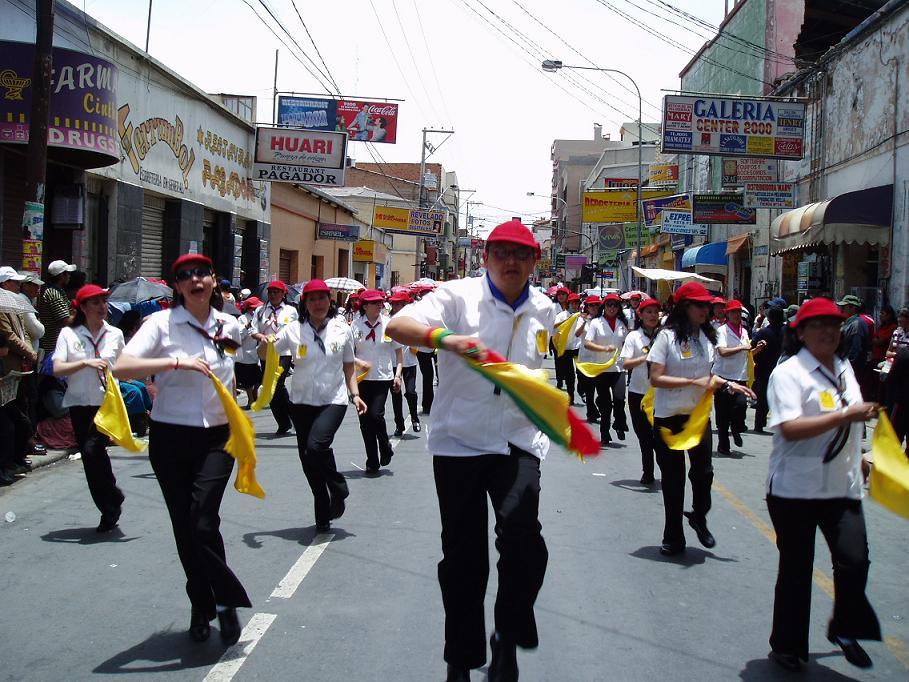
top-left (289, 0), bottom-right (343, 95)
top-left (390, 0), bottom-right (445, 123)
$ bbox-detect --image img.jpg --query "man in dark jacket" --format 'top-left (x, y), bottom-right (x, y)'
top-left (752, 305), bottom-right (784, 433)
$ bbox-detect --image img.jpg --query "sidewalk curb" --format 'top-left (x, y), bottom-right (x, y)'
top-left (28, 449), bottom-right (73, 471)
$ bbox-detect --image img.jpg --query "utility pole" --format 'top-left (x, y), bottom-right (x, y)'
top-left (20, 0), bottom-right (55, 275)
top-left (272, 49), bottom-right (279, 125)
top-left (416, 127), bottom-right (454, 280)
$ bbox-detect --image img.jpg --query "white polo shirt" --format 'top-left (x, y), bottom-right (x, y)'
top-left (766, 347), bottom-right (864, 499)
top-left (352, 314), bottom-right (401, 381)
top-left (555, 309), bottom-right (582, 352)
top-left (252, 301), bottom-right (298, 357)
top-left (584, 316), bottom-right (628, 370)
top-left (396, 276), bottom-right (555, 459)
top-left (235, 312), bottom-right (260, 365)
top-left (620, 328), bottom-right (658, 395)
top-left (576, 317), bottom-right (595, 362)
top-left (123, 306), bottom-right (241, 428)
top-left (55, 322), bottom-right (125, 407)
top-left (713, 323), bottom-right (751, 381)
top-left (274, 318), bottom-right (355, 406)
top-left (647, 327), bottom-right (715, 418)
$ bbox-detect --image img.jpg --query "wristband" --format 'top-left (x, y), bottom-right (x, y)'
top-left (425, 326), bottom-right (454, 350)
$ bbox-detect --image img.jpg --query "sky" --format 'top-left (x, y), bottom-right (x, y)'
top-left (82, 0), bottom-right (728, 233)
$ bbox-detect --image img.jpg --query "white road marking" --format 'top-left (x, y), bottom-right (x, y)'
top-left (350, 462), bottom-right (364, 471)
top-left (591, 473), bottom-right (607, 477)
top-left (203, 612), bottom-right (276, 682)
top-left (389, 423), bottom-right (412, 446)
top-left (270, 533), bottom-right (334, 599)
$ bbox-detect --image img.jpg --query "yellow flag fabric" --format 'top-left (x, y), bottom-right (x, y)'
top-left (93, 370), bottom-right (147, 453)
top-left (575, 350), bottom-right (620, 377)
top-left (250, 340), bottom-right (284, 411)
top-left (747, 351), bottom-right (756, 388)
top-left (210, 374), bottom-right (265, 499)
top-left (356, 369), bottom-right (369, 383)
top-left (641, 386), bottom-right (655, 426)
top-left (552, 313), bottom-right (580, 358)
top-left (658, 391), bottom-right (714, 451)
top-left (870, 409), bottom-right (909, 519)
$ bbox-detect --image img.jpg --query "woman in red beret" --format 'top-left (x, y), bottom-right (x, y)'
top-left (114, 254), bottom-right (250, 646)
top-left (52, 285), bottom-right (125, 531)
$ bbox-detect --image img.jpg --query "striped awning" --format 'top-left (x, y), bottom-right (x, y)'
top-left (770, 185), bottom-right (893, 255)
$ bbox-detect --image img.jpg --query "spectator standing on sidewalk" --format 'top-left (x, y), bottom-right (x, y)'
top-left (37, 260), bottom-right (76, 356)
top-left (752, 305), bottom-right (785, 433)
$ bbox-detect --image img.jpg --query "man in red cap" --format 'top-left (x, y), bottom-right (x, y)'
top-left (251, 280), bottom-right (298, 436)
top-left (387, 219), bottom-right (553, 682)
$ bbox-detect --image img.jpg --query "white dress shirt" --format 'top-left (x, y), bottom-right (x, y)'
top-left (352, 314), bottom-right (401, 381)
top-left (55, 322), bottom-right (125, 407)
top-left (766, 347), bottom-right (864, 499)
top-left (555, 309), bottom-right (582, 352)
top-left (123, 306), bottom-right (240, 427)
top-left (620, 328), bottom-right (658, 395)
top-left (647, 328), bottom-right (716, 418)
top-left (275, 318), bottom-right (355, 406)
top-left (19, 292), bottom-right (44, 352)
top-left (397, 276), bottom-right (555, 459)
top-left (235, 312), bottom-right (260, 365)
top-left (584, 316), bottom-right (628, 369)
top-left (713, 323), bottom-right (751, 381)
top-left (252, 301), bottom-right (298, 356)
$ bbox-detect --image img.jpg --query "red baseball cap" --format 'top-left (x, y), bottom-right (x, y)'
top-left (171, 253), bottom-right (213, 275)
top-left (388, 292), bottom-right (411, 303)
top-left (485, 220), bottom-right (542, 259)
top-left (603, 293), bottom-right (622, 303)
top-left (267, 280), bottom-right (288, 293)
top-left (359, 288), bottom-right (386, 303)
top-left (637, 297), bottom-right (660, 311)
top-left (674, 282), bottom-right (713, 303)
top-left (725, 299), bottom-right (744, 312)
top-left (711, 296), bottom-right (726, 305)
top-left (73, 284), bottom-right (109, 307)
top-left (567, 293), bottom-right (581, 302)
top-left (791, 297), bottom-right (846, 328)
top-left (242, 296), bottom-right (264, 312)
top-left (302, 279), bottom-right (330, 296)
top-left (585, 295), bottom-right (603, 306)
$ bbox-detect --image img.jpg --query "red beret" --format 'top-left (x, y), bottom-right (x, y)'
top-left (359, 288), bottom-right (386, 303)
top-left (725, 299), bottom-right (744, 312)
top-left (791, 297), bottom-right (846, 328)
top-left (73, 284), bottom-right (109, 307)
top-left (637, 297), bottom-right (660, 311)
top-left (171, 253), bottom-right (213, 275)
top-left (267, 280), bottom-right (288, 293)
top-left (567, 293), bottom-right (581, 302)
top-left (674, 282), bottom-right (713, 303)
top-left (485, 220), bottom-right (541, 259)
top-left (585, 295), bottom-right (603, 305)
top-left (603, 293), bottom-right (622, 303)
top-left (302, 279), bottom-right (330, 296)
top-left (388, 292), bottom-right (411, 303)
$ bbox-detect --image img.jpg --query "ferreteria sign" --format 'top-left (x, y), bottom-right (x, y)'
top-left (661, 95), bottom-right (806, 160)
top-left (253, 127), bottom-right (348, 186)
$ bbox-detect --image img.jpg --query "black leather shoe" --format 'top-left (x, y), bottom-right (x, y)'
top-left (445, 664), bottom-right (470, 682)
top-left (218, 608), bottom-right (242, 646)
top-left (413, 421), bottom-right (421, 432)
top-left (828, 633), bottom-right (872, 668)
top-left (189, 609), bottom-right (212, 642)
top-left (96, 511), bottom-right (121, 533)
top-left (31, 444), bottom-right (47, 455)
top-left (732, 432), bottom-right (743, 447)
top-left (616, 430), bottom-right (626, 441)
top-left (273, 426), bottom-right (292, 438)
top-left (0, 469), bottom-right (15, 486)
top-left (364, 467), bottom-right (380, 478)
top-left (768, 650), bottom-right (801, 672)
top-left (393, 428), bottom-right (404, 437)
top-left (488, 632), bottom-right (518, 682)
top-left (684, 512), bottom-right (716, 548)
top-left (640, 474), bottom-right (655, 485)
top-left (14, 457), bottom-right (33, 470)
top-left (380, 449), bottom-right (393, 466)
top-left (716, 445), bottom-right (731, 455)
top-left (659, 542), bottom-right (685, 556)
top-left (329, 496), bottom-right (345, 520)
top-left (316, 521), bottom-right (331, 533)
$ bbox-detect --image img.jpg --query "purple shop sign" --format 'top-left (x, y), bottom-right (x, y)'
top-left (0, 40), bottom-right (118, 168)
top-left (317, 222), bottom-right (360, 241)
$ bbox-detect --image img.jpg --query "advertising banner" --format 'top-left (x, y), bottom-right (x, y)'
top-left (624, 222), bottom-right (652, 248)
top-left (277, 95), bottom-right (399, 144)
top-left (692, 193), bottom-right (757, 224)
top-left (372, 206), bottom-right (445, 235)
top-left (352, 239), bottom-right (387, 263)
top-left (661, 95), bottom-right (806, 159)
top-left (640, 193), bottom-right (691, 227)
top-left (598, 224), bottom-right (625, 250)
top-left (648, 163), bottom-right (679, 184)
top-left (743, 182), bottom-right (796, 209)
top-left (317, 222), bottom-right (360, 241)
top-left (565, 255), bottom-right (588, 269)
top-left (603, 177), bottom-right (638, 188)
top-left (253, 127), bottom-right (347, 186)
top-left (722, 158), bottom-right (776, 186)
top-left (582, 188), bottom-right (673, 223)
top-left (660, 210), bottom-right (708, 236)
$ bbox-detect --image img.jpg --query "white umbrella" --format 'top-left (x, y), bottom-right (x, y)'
top-left (325, 277), bottom-right (366, 293)
top-left (631, 267), bottom-right (723, 289)
top-left (620, 290), bottom-right (648, 300)
top-left (0, 289), bottom-right (37, 315)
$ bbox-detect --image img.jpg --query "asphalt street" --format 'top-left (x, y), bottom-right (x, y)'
top-left (2, 358), bottom-right (908, 681)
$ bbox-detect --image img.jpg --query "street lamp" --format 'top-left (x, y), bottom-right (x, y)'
top-left (542, 59), bottom-right (644, 287)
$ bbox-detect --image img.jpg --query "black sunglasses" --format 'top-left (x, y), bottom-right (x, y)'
top-left (175, 267), bottom-right (213, 282)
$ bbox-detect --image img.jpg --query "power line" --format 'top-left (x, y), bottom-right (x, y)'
top-left (411, 0), bottom-right (457, 126)
top-left (289, 0), bottom-right (342, 95)
top-left (390, 0), bottom-right (444, 122)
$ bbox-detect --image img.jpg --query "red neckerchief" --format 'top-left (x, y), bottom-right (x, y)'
top-left (726, 322), bottom-right (743, 338)
top-left (605, 316), bottom-right (617, 332)
top-left (82, 327), bottom-right (108, 388)
top-left (265, 303), bottom-right (283, 326)
top-left (364, 318), bottom-right (381, 342)
top-left (187, 319), bottom-right (240, 356)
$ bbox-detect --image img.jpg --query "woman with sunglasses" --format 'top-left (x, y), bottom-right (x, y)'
top-left (352, 289), bottom-right (404, 476)
top-left (113, 254), bottom-right (249, 646)
top-left (52, 285), bottom-right (125, 532)
top-left (576, 295), bottom-right (602, 423)
top-left (648, 283), bottom-right (754, 556)
top-left (274, 280), bottom-right (366, 532)
top-left (764, 298), bottom-right (880, 672)
top-left (583, 293), bottom-right (629, 444)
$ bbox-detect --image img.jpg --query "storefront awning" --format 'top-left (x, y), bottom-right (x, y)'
top-left (770, 184), bottom-right (893, 255)
top-left (726, 233), bottom-right (751, 256)
top-left (681, 242), bottom-right (727, 269)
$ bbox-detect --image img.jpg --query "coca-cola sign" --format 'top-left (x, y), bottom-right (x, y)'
top-left (277, 95), bottom-right (399, 144)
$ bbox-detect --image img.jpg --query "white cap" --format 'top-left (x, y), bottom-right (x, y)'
top-left (47, 260), bottom-right (77, 277)
top-left (239, 288), bottom-right (251, 299)
top-left (0, 266), bottom-right (26, 283)
top-left (19, 271), bottom-right (44, 285)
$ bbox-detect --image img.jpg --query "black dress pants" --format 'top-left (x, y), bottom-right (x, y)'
top-left (267, 356), bottom-right (293, 431)
top-left (767, 496), bottom-right (881, 660)
top-left (392, 365), bottom-right (419, 431)
top-left (593, 371), bottom-right (628, 438)
top-left (69, 405), bottom-right (124, 519)
top-left (753, 371), bottom-right (771, 431)
top-left (358, 380), bottom-right (393, 470)
top-left (578, 369), bottom-right (600, 421)
top-left (628, 391), bottom-right (655, 479)
top-left (288, 403), bottom-right (349, 526)
top-left (714, 379), bottom-right (747, 449)
top-left (148, 420), bottom-right (251, 614)
top-left (417, 351), bottom-right (435, 413)
top-left (433, 447), bottom-right (548, 669)
top-left (554, 349), bottom-right (577, 402)
top-left (653, 414), bottom-right (713, 547)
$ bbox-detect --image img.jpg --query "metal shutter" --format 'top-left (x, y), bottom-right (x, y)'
top-left (141, 195), bottom-right (166, 277)
top-left (278, 249), bottom-right (292, 283)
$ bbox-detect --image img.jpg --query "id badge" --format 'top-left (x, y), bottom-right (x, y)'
top-left (680, 340), bottom-right (693, 360)
top-left (818, 389), bottom-right (836, 411)
top-left (297, 344), bottom-right (308, 358)
top-left (383, 334), bottom-right (392, 343)
top-left (536, 329), bottom-right (549, 354)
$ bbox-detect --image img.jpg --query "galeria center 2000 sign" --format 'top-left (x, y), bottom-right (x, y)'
top-left (253, 126), bottom-right (348, 186)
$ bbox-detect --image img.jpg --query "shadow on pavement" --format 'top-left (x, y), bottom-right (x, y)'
top-left (630, 545), bottom-right (738, 566)
top-left (739, 655), bottom-right (861, 680)
top-left (93, 629), bottom-right (225, 674)
top-left (340, 469), bottom-right (395, 479)
top-left (41, 527), bottom-right (138, 544)
top-left (715, 449), bottom-right (755, 460)
top-left (242, 525), bottom-right (354, 549)
top-left (609, 479), bottom-right (661, 493)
